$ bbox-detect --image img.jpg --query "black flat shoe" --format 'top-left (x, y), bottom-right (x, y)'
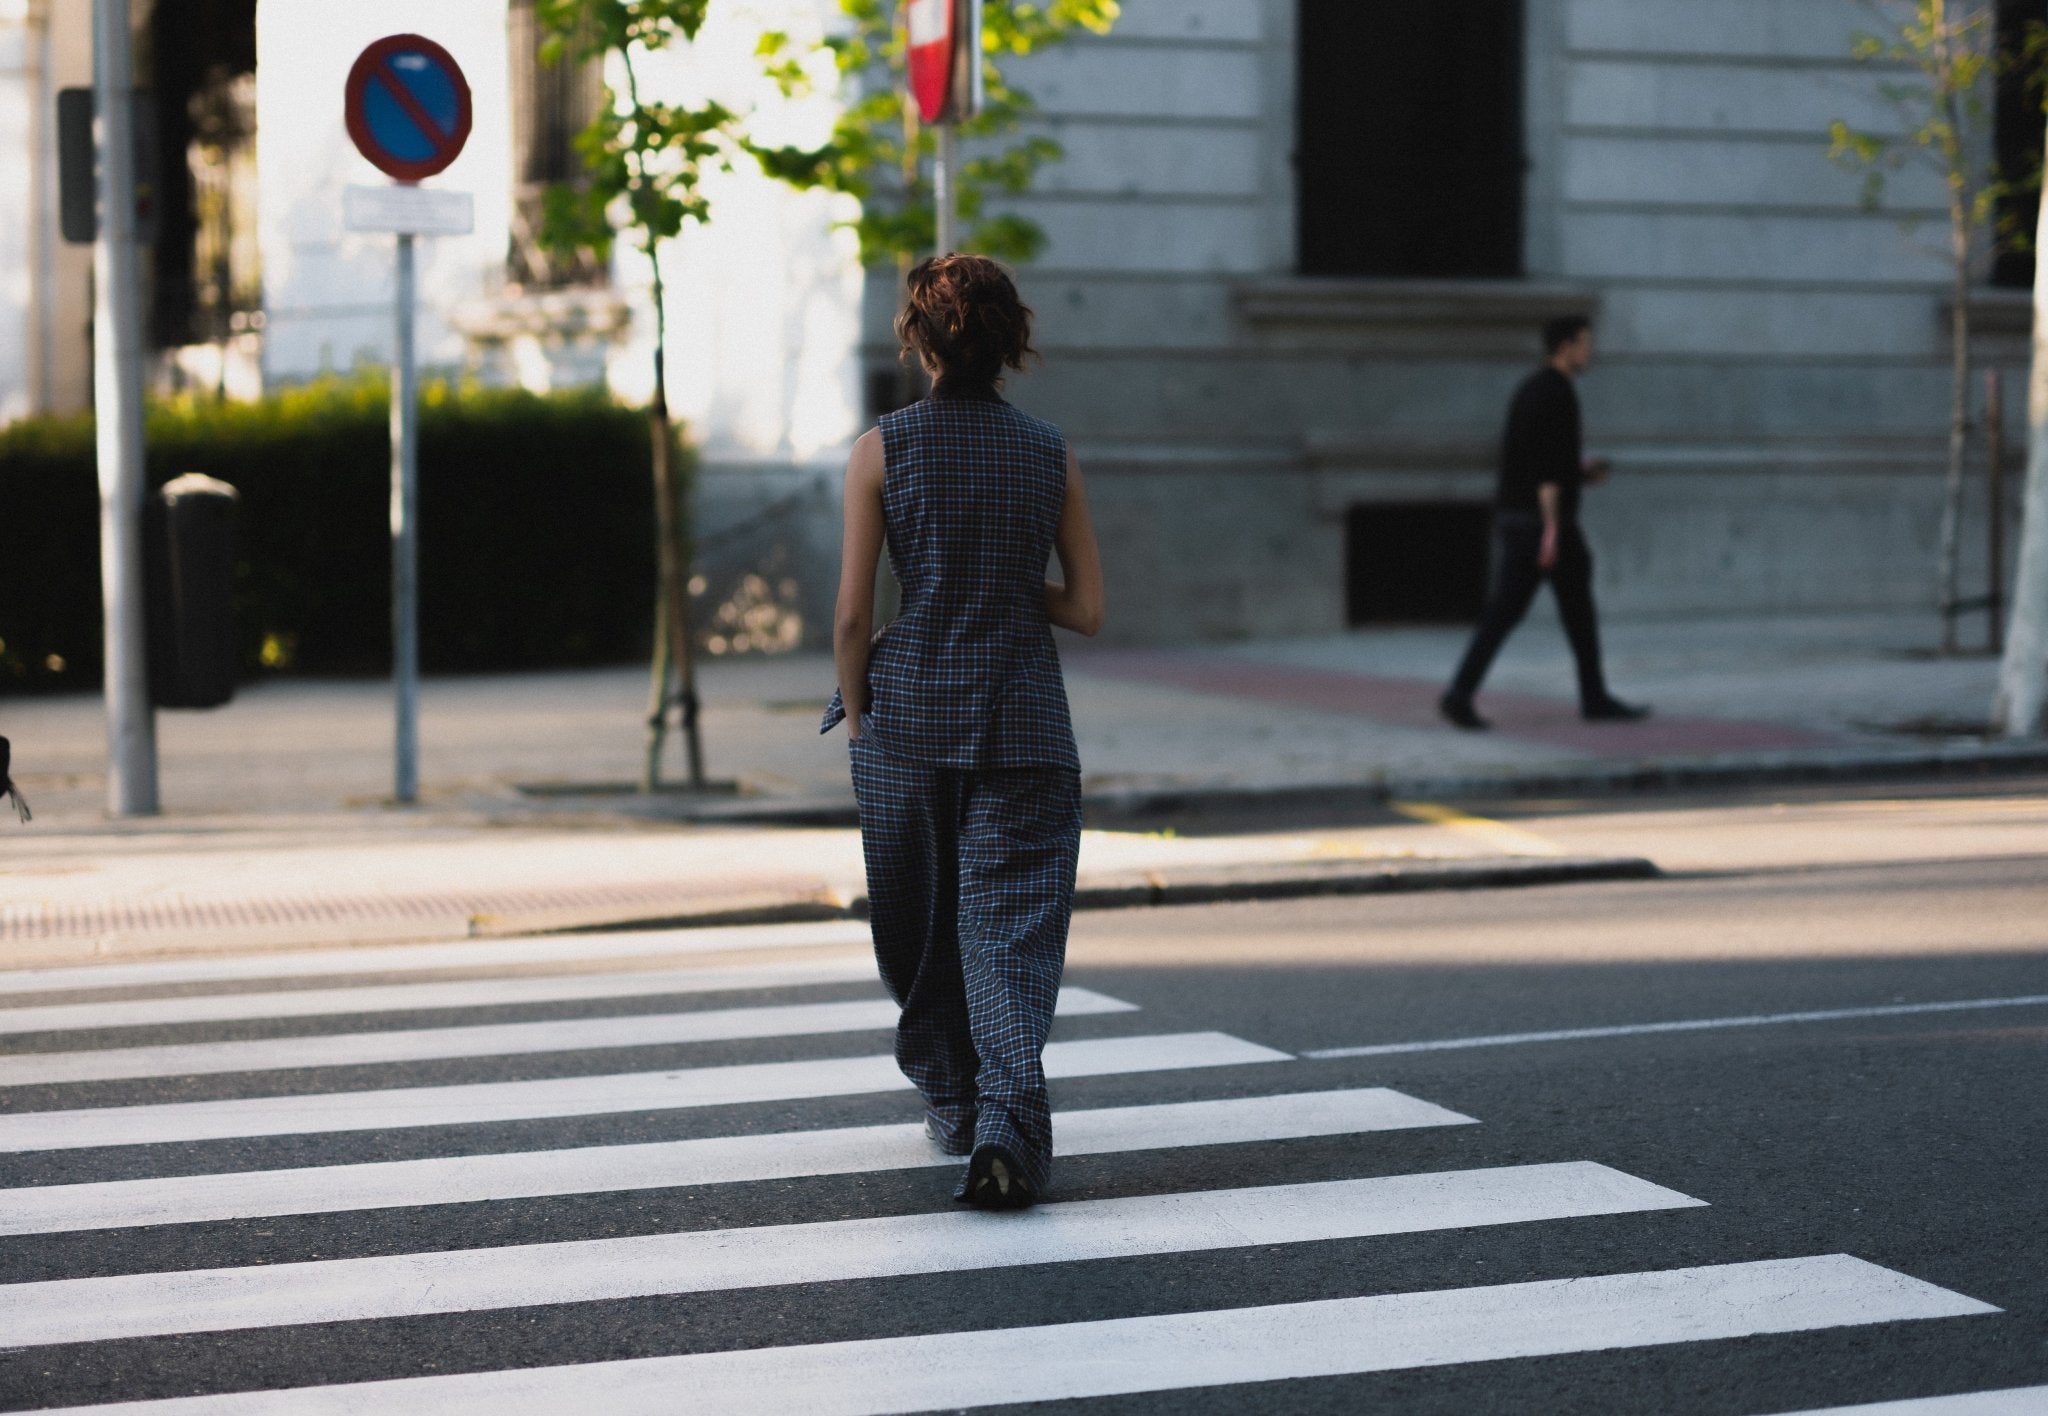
top-left (957, 1143), bottom-right (1037, 1211)
top-left (1438, 695), bottom-right (1490, 731)
top-left (1582, 697), bottom-right (1651, 722)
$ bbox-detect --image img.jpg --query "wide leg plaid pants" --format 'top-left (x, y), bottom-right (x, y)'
top-left (850, 734), bottom-right (1082, 1194)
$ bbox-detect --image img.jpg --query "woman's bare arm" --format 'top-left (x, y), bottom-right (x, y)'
top-left (833, 429), bottom-right (888, 737)
top-left (1045, 447), bottom-right (1105, 637)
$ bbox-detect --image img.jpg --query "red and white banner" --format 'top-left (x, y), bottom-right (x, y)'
top-left (907, 0), bottom-right (956, 123)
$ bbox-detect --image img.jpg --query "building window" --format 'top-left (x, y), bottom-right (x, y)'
top-left (1296, 0), bottom-right (1525, 279)
top-left (1994, 0), bottom-right (2047, 289)
top-left (508, 0), bottom-right (607, 290)
top-left (1346, 502), bottom-right (1494, 625)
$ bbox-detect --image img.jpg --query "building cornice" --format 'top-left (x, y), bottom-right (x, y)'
top-left (1231, 277), bottom-right (1598, 356)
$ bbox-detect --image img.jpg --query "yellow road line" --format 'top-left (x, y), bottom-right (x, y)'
top-left (1390, 801), bottom-right (1567, 857)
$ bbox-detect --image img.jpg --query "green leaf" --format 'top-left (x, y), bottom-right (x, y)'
top-left (746, 0), bottom-right (1118, 267)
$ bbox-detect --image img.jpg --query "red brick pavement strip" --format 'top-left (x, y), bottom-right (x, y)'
top-left (1071, 651), bottom-right (1838, 756)
top-left (0, 878), bottom-right (846, 944)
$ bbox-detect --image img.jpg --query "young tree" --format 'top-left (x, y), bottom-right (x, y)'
top-left (1829, 0), bottom-right (1997, 653)
top-left (749, 0), bottom-right (1120, 271)
top-left (534, 0), bottom-right (741, 790)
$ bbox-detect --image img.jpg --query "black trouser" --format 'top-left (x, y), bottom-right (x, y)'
top-left (849, 733), bottom-right (1082, 1193)
top-left (1447, 512), bottom-right (1611, 709)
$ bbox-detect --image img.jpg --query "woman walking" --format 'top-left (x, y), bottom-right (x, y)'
top-left (823, 254), bottom-right (1104, 1211)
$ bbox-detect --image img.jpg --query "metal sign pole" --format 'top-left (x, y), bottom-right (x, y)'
top-left (342, 35), bottom-right (472, 807)
top-left (935, 123), bottom-right (956, 255)
top-left (91, 0), bottom-right (158, 816)
top-left (390, 230), bottom-right (419, 804)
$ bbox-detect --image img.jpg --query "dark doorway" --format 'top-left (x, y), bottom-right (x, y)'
top-left (147, 0), bottom-right (260, 350)
top-left (1994, 0), bottom-right (2048, 289)
top-left (1346, 502), bottom-right (1493, 625)
top-left (1296, 0), bottom-right (1525, 278)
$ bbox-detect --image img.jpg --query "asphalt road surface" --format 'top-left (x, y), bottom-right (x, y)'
top-left (0, 781), bottom-right (2041, 1413)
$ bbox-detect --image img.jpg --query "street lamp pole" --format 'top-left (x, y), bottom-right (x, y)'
top-left (91, 0), bottom-right (158, 816)
top-left (390, 230), bottom-right (419, 805)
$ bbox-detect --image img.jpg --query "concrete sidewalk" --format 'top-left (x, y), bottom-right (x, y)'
top-left (0, 608), bottom-right (2030, 964)
top-left (0, 813), bottom-right (1651, 968)
top-left (1, 609), bottom-right (2032, 825)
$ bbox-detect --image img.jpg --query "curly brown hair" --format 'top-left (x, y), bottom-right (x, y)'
top-left (895, 254), bottom-right (1038, 392)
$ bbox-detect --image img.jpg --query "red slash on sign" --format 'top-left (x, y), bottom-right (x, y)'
top-left (344, 34), bottom-right (472, 182)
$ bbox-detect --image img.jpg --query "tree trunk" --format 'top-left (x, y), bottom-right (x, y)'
top-left (640, 244), bottom-right (706, 790)
top-left (650, 399), bottom-right (706, 788)
top-left (642, 585), bottom-right (671, 790)
top-left (1937, 192), bottom-right (1971, 652)
top-left (1993, 127), bottom-right (2048, 735)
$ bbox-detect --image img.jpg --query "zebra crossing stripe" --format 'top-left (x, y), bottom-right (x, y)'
top-left (0, 1162), bottom-right (1702, 1347)
top-left (0, 1088), bottom-right (1473, 1236)
top-left (1769, 1388), bottom-right (2048, 1414)
top-left (0, 988), bottom-right (1136, 1087)
top-left (0, 1032), bottom-right (1288, 1152)
top-left (0, 921), bottom-right (875, 996)
top-left (0, 960), bottom-right (886, 1038)
top-left (23, 1256), bottom-right (1996, 1412)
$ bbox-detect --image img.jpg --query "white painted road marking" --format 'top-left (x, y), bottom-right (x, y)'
top-left (0, 988), bottom-right (1135, 1086)
top-left (36, 1256), bottom-right (1995, 1414)
top-left (0, 960), bottom-right (887, 1037)
top-left (1771, 1388), bottom-right (2048, 1414)
top-left (0, 1088), bottom-right (1474, 1235)
top-left (0, 1032), bottom-right (1288, 1152)
top-left (0, 921), bottom-right (876, 995)
top-left (0, 1162), bottom-right (1699, 1347)
top-left (1306, 993), bottom-right (2048, 1060)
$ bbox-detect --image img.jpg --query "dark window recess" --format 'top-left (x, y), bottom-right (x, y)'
top-left (866, 365), bottom-right (926, 423)
top-left (1994, 0), bottom-right (2048, 289)
top-left (1296, 0), bottom-right (1525, 279)
top-left (147, 0), bottom-right (259, 349)
top-left (1346, 502), bottom-right (1494, 625)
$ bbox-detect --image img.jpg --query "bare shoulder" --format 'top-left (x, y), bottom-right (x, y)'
top-left (846, 427), bottom-right (886, 487)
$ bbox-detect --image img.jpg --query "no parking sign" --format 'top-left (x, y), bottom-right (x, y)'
top-left (345, 34), bottom-right (472, 181)
top-left (340, 32), bottom-right (474, 807)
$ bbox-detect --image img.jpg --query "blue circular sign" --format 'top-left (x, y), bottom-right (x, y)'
top-left (345, 34), bottom-right (472, 182)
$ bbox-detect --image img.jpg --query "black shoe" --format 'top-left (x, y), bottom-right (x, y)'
top-left (957, 1143), bottom-right (1037, 1211)
top-left (1582, 697), bottom-right (1651, 722)
top-left (1438, 695), bottom-right (1490, 731)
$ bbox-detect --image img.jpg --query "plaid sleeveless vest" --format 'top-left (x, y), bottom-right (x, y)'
top-left (823, 393), bottom-right (1080, 772)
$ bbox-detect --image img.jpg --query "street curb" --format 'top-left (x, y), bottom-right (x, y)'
top-left (1067, 855), bottom-right (1661, 910)
top-left (559, 741), bottom-right (2048, 828)
top-left (523, 855), bottom-right (1660, 936)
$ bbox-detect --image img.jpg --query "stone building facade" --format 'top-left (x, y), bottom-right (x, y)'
top-left (0, 0), bottom-right (2032, 646)
top-left (912, 0), bottom-right (2031, 641)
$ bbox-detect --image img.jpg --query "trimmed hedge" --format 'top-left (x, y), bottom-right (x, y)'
top-left (0, 379), bottom-right (672, 691)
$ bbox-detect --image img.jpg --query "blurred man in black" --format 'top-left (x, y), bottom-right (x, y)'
top-left (1440, 316), bottom-right (1648, 731)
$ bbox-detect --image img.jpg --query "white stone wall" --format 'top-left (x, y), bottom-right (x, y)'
top-left (1548, 0), bottom-right (2011, 619)
top-left (1556, 0), bottom-right (1957, 386)
top-left (907, 0), bottom-right (2019, 639)
top-left (0, 8), bottom-right (36, 423)
top-left (254, 0), bottom-right (514, 380)
top-left (253, 0), bottom-right (862, 466)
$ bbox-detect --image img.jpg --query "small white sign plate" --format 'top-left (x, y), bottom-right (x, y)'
top-left (344, 184), bottom-right (474, 236)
